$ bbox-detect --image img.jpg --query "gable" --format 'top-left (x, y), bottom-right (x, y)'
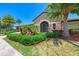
top-left (33, 12), bottom-right (61, 24)
top-left (33, 12), bottom-right (48, 24)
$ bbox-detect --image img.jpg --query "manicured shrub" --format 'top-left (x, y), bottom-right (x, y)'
top-left (31, 33), bottom-right (46, 44)
top-left (7, 33), bottom-right (46, 45)
top-left (46, 32), bottom-right (60, 38)
top-left (7, 32), bottom-right (61, 46)
top-left (7, 34), bottom-right (22, 42)
top-left (20, 35), bottom-right (32, 45)
top-left (0, 30), bottom-right (16, 35)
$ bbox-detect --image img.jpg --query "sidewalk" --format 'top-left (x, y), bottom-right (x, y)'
top-left (0, 36), bottom-right (23, 56)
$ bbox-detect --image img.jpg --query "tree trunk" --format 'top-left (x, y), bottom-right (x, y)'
top-left (63, 13), bottom-right (70, 39)
top-left (63, 20), bottom-right (70, 39)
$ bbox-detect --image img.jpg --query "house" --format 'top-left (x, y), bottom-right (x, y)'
top-left (32, 12), bottom-right (62, 32)
top-left (16, 12), bottom-right (79, 32)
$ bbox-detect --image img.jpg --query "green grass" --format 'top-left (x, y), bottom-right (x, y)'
top-left (5, 39), bottom-right (79, 56)
top-left (5, 39), bottom-right (34, 56)
top-left (68, 27), bottom-right (79, 30)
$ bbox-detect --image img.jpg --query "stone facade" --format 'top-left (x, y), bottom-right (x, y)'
top-left (33, 12), bottom-right (61, 32)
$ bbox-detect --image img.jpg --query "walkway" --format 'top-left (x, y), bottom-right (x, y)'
top-left (0, 35), bottom-right (22, 56)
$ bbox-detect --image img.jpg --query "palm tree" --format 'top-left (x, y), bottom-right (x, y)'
top-left (47, 3), bottom-right (79, 39)
top-left (2, 15), bottom-right (16, 31)
top-left (16, 19), bottom-right (22, 32)
top-left (16, 19), bottom-right (22, 26)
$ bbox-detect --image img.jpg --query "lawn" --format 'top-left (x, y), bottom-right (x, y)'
top-left (5, 39), bottom-right (79, 56)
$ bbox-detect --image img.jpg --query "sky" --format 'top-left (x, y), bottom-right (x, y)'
top-left (0, 3), bottom-right (48, 25)
top-left (0, 3), bottom-right (79, 25)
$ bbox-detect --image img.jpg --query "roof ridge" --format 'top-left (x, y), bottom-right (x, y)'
top-left (32, 11), bottom-right (47, 21)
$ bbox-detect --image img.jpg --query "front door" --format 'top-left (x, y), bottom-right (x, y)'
top-left (40, 21), bottom-right (49, 32)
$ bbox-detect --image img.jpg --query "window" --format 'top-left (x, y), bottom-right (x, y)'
top-left (53, 23), bottom-right (56, 30)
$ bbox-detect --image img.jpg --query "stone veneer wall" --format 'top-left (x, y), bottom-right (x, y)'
top-left (33, 12), bottom-right (62, 32)
top-left (34, 13), bottom-right (47, 24)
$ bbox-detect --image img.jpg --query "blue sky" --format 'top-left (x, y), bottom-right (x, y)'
top-left (0, 3), bottom-right (79, 25)
top-left (0, 3), bottom-right (48, 25)
top-left (69, 13), bottom-right (79, 19)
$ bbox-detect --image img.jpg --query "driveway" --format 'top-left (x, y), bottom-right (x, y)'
top-left (0, 35), bottom-right (22, 56)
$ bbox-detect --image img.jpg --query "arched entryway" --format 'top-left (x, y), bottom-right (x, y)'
top-left (40, 21), bottom-right (49, 32)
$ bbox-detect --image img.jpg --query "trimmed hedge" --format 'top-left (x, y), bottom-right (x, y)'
top-left (46, 32), bottom-right (61, 38)
top-left (7, 32), bottom-right (60, 46)
top-left (0, 30), bottom-right (16, 35)
top-left (7, 33), bottom-right (46, 45)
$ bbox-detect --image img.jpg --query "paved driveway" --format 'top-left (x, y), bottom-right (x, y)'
top-left (0, 36), bottom-right (22, 56)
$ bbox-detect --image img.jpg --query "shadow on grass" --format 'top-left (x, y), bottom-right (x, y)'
top-left (52, 38), bottom-right (63, 46)
top-left (63, 40), bottom-right (79, 47)
top-left (45, 38), bottom-right (63, 56)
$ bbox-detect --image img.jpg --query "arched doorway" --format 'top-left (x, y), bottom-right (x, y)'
top-left (40, 21), bottom-right (49, 32)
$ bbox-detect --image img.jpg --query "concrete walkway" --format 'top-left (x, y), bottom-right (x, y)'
top-left (0, 35), bottom-right (23, 56)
